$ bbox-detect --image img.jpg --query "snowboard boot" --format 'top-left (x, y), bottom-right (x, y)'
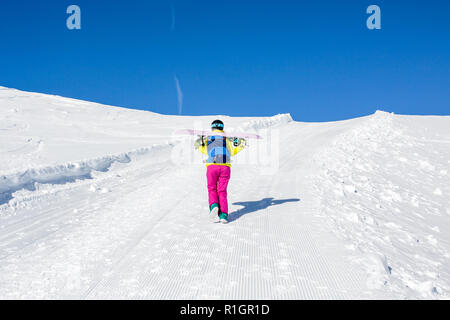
top-left (219, 212), bottom-right (229, 224)
top-left (209, 203), bottom-right (220, 222)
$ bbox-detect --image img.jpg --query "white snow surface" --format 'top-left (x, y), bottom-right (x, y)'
top-left (0, 86), bottom-right (449, 299)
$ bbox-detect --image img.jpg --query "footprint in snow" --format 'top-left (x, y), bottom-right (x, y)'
top-left (426, 235), bottom-right (438, 246)
top-left (89, 185), bottom-right (110, 193)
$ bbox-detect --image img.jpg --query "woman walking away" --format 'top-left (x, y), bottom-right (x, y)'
top-left (194, 120), bottom-right (246, 223)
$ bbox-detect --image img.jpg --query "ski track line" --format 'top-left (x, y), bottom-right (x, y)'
top-left (252, 167), bottom-right (348, 298)
top-left (76, 163), bottom-right (179, 298)
top-left (84, 169), bottom-right (204, 299)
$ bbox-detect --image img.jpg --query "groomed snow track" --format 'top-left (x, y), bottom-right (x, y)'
top-left (0, 110), bottom-right (388, 300)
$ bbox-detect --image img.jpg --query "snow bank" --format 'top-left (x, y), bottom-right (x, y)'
top-left (313, 111), bottom-right (450, 299)
top-left (0, 143), bottom-right (173, 204)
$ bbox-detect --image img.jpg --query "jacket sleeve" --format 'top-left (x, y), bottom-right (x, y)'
top-left (194, 137), bottom-right (208, 155)
top-left (227, 139), bottom-right (245, 157)
top-left (198, 144), bottom-right (208, 155)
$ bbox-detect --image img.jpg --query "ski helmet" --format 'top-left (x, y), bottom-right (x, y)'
top-left (211, 119), bottom-right (224, 130)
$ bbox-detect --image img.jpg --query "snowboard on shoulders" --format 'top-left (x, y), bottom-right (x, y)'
top-left (175, 129), bottom-right (263, 140)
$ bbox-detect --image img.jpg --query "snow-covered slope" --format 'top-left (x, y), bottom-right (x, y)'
top-left (0, 86), bottom-right (448, 299)
top-left (313, 111), bottom-right (450, 298)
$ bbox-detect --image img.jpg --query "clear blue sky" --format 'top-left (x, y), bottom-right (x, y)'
top-left (0, 0), bottom-right (449, 121)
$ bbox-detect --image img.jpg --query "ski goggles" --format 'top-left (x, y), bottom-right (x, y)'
top-left (211, 123), bottom-right (224, 129)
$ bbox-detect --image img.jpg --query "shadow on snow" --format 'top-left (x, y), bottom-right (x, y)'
top-left (229, 197), bottom-right (300, 223)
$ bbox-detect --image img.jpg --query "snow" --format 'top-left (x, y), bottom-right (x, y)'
top-left (313, 111), bottom-right (450, 299)
top-left (0, 86), bottom-right (449, 299)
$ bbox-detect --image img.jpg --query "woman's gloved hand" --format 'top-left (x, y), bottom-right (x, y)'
top-left (232, 138), bottom-right (247, 147)
top-left (194, 136), bottom-right (205, 148)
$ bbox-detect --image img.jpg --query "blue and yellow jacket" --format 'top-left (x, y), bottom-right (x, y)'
top-left (196, 130), bottom-right (245, 167)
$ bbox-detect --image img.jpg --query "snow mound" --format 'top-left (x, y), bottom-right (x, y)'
top-left (313, 111), bottom-right (450, 299)
top-left (0, 143), bottom-right (172, 205)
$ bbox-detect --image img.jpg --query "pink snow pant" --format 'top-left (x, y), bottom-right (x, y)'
top-left (206, 165), bottom-right (231, 214)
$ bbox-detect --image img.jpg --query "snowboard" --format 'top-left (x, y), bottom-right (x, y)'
top-left (175, 129), bottom-right (263, 140)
